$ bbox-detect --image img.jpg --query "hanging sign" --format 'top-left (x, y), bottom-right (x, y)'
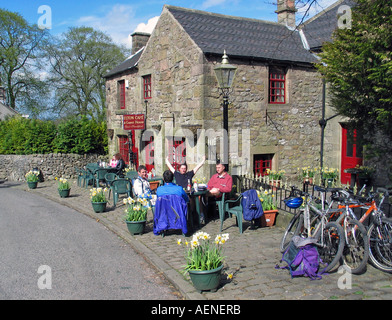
top-left (123, 114), bottom-right (145, 130)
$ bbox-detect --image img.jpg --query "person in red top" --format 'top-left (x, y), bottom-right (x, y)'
top-left (207, 161), bottom-right (233, 197)
top-left (205, 161), bottom-right (233, 220)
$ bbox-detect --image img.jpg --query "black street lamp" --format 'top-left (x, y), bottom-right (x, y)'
top-left (214, 50), bottom-right (237, 170)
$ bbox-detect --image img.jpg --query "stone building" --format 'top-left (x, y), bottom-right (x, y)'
top-left (104, 0), bottom-right (359, 184)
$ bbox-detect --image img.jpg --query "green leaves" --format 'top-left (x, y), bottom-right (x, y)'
top-left (317, 0), bottom-right (392, 138)
top-left (0, 116), bottom-right (107, 155)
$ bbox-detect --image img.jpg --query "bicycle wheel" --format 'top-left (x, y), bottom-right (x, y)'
top-left (368, 217), bottom-right (392, 273)
top-left (317, 221), bottom-right (344, 273)
top-left (280, 213), bottom-right (304, 253)
top-left (342, 217), bottom-right (369, 274)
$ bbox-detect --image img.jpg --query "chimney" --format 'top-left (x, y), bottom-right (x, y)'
top-left (131, 32), bottom-right (150, 54)
top-left (275, 0), bottom-right (297, 28)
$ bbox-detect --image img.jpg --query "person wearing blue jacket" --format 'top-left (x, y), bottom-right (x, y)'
top-left (156, 170), bottom-right (189, 203)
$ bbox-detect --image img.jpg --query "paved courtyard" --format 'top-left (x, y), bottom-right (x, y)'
top-left (12, 179), bottom-right (392, 300)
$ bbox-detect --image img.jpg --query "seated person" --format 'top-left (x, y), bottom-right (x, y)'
top-left (205, 161), bottom-right (233, 219)
top-left (165, 155), bottom-right (205, 189)
top-left (133, 165), bottom-right (152, 200)
top-left (109, 154), bottom-right (118, 168)
top-left (114, 153), bottom-right (126, 177)
top-left (207, 161), bottom-right (233, 197)
top-left (156, 170), bottom-right (189, 203)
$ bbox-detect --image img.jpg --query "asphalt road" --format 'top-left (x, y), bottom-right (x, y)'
top-left (0, 184), bottom-right (180, 300)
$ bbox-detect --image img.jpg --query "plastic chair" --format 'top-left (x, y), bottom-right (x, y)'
top-left (223, 194), bottom-right (244, 234)
top-left (83, 168), bottom-right (95, 189)
top-left (126, 170), bottom-right (138, 180)
top-left (111, 178), bottom-right (132, 206)
top-left (95, 168), bottom-right (108, 187)
top-left (105, 173), bottom-right (118, 199)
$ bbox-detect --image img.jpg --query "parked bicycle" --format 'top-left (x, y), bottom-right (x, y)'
top-left (281, 186), bottom-right (344, 273)
top-left (345, 187), bottom-right (392, 273)
top-left (328, 189), bottom-right (369, 274)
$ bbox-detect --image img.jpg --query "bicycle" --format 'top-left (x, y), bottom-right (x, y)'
top-left (328, 189), bottom-right (369, 274)
top-left (352, 187), bottom-right (392, 273)
top-left (280, 186), bottom-right (344, 273)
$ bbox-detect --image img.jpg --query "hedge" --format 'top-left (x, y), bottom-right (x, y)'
top-left (0, 116), bottom-right (108, 155)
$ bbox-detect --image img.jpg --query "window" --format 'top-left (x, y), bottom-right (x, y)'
top-left (143, 75), bottom-right (151, 99)
top-left (254, 154), bottom-right (273, 177)
top-left (118, 80), bottom-right (126, 109)
top-left (269, 70), bottom-right (286, 104)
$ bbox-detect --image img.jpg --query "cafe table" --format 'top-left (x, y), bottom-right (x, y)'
top-left (187, 189), bottom-right (208, 229)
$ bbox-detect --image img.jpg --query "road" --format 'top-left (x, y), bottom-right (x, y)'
top-left (0, 183), bottom-right (180, 300)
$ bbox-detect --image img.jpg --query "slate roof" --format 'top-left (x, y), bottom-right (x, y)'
top-left (106, 2), bottom-right (351, 77)
top-left (104, 47), bottom-right (144, 78)
top-left (301, 0), bottom-right (356, 51)
top-left (166, 5), bottom-right (317, 65)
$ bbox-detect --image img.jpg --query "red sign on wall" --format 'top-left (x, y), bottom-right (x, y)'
top-left (123, 114), bottom-right (145, 130)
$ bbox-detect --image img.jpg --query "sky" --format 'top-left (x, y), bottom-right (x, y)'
top-left (1, 0), bottom-right (338, 48)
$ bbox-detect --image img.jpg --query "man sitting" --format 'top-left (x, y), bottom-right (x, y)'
top-left (205, 161), bottom-right (233, 219)
top-left (133, 165), bottom-right (152, 199)
top-left (156, 170), bottom-right (189, 203)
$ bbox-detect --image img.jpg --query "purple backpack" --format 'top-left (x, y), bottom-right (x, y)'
top-left (278, 236), bottom-right (325, 280)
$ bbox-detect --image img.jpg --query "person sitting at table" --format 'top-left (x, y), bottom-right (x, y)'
top-left (165, 155), bottom-right (206, 189)
top-left (133, 165), bottom-right (152, 199)
top-left (156, 170), bottom-right (189, 203)
top-left (205, 161), bottom-right (233, 219)
top-left (114, 153), bottom-right (126, 177)
top-left (109, 154), bottom-right (118, 168)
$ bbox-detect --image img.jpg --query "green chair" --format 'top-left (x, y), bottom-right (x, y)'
top-left (125, 170), bottom-right (138, 180)
top-left (223, 194), bottom-right (244, 234)
top-left (83, 168), bottom-right (95, 189)
top-left (105, 173), bottom-right (118, 199)
top-left (111, 179), bottom-right (132, 206)
top-left (94, 168), bottom-right (108, 187)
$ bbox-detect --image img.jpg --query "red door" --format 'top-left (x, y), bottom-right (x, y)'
top-left (119, 132), bottom-right (139, 167)
top-left (341, 125), bottom-right (363, 184)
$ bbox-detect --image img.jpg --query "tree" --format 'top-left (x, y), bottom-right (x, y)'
top-left (0, 9), bottom-right (49, 113)
top-left (317, 0), bottom-right (392, 139)
top-left (47, 27), bottom-right (128, 122)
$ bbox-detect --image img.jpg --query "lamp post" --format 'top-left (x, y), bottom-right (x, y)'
top-left (214, 50), bottom-right (237, 170)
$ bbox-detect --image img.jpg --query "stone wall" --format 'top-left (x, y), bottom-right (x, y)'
top-left (0, 154), bottom-right (107, 181)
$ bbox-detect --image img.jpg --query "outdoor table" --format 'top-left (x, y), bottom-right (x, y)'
top-left (187, 189), bottom-right (208, 229)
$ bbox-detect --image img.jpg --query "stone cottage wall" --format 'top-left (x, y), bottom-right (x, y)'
top-left (0, 154), bottom-right (107, 181)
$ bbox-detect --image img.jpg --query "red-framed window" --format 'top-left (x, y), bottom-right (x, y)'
top-left (168, 137), bottom-right (186, 170)
top-left (118, 80), bottom-right (126, 109)
top-left (269, 70), bottom-right (286, 104)
top-left (143, 75), bottom-right (151, 100)
top-left (254, 154), bottom-right (273, 177)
